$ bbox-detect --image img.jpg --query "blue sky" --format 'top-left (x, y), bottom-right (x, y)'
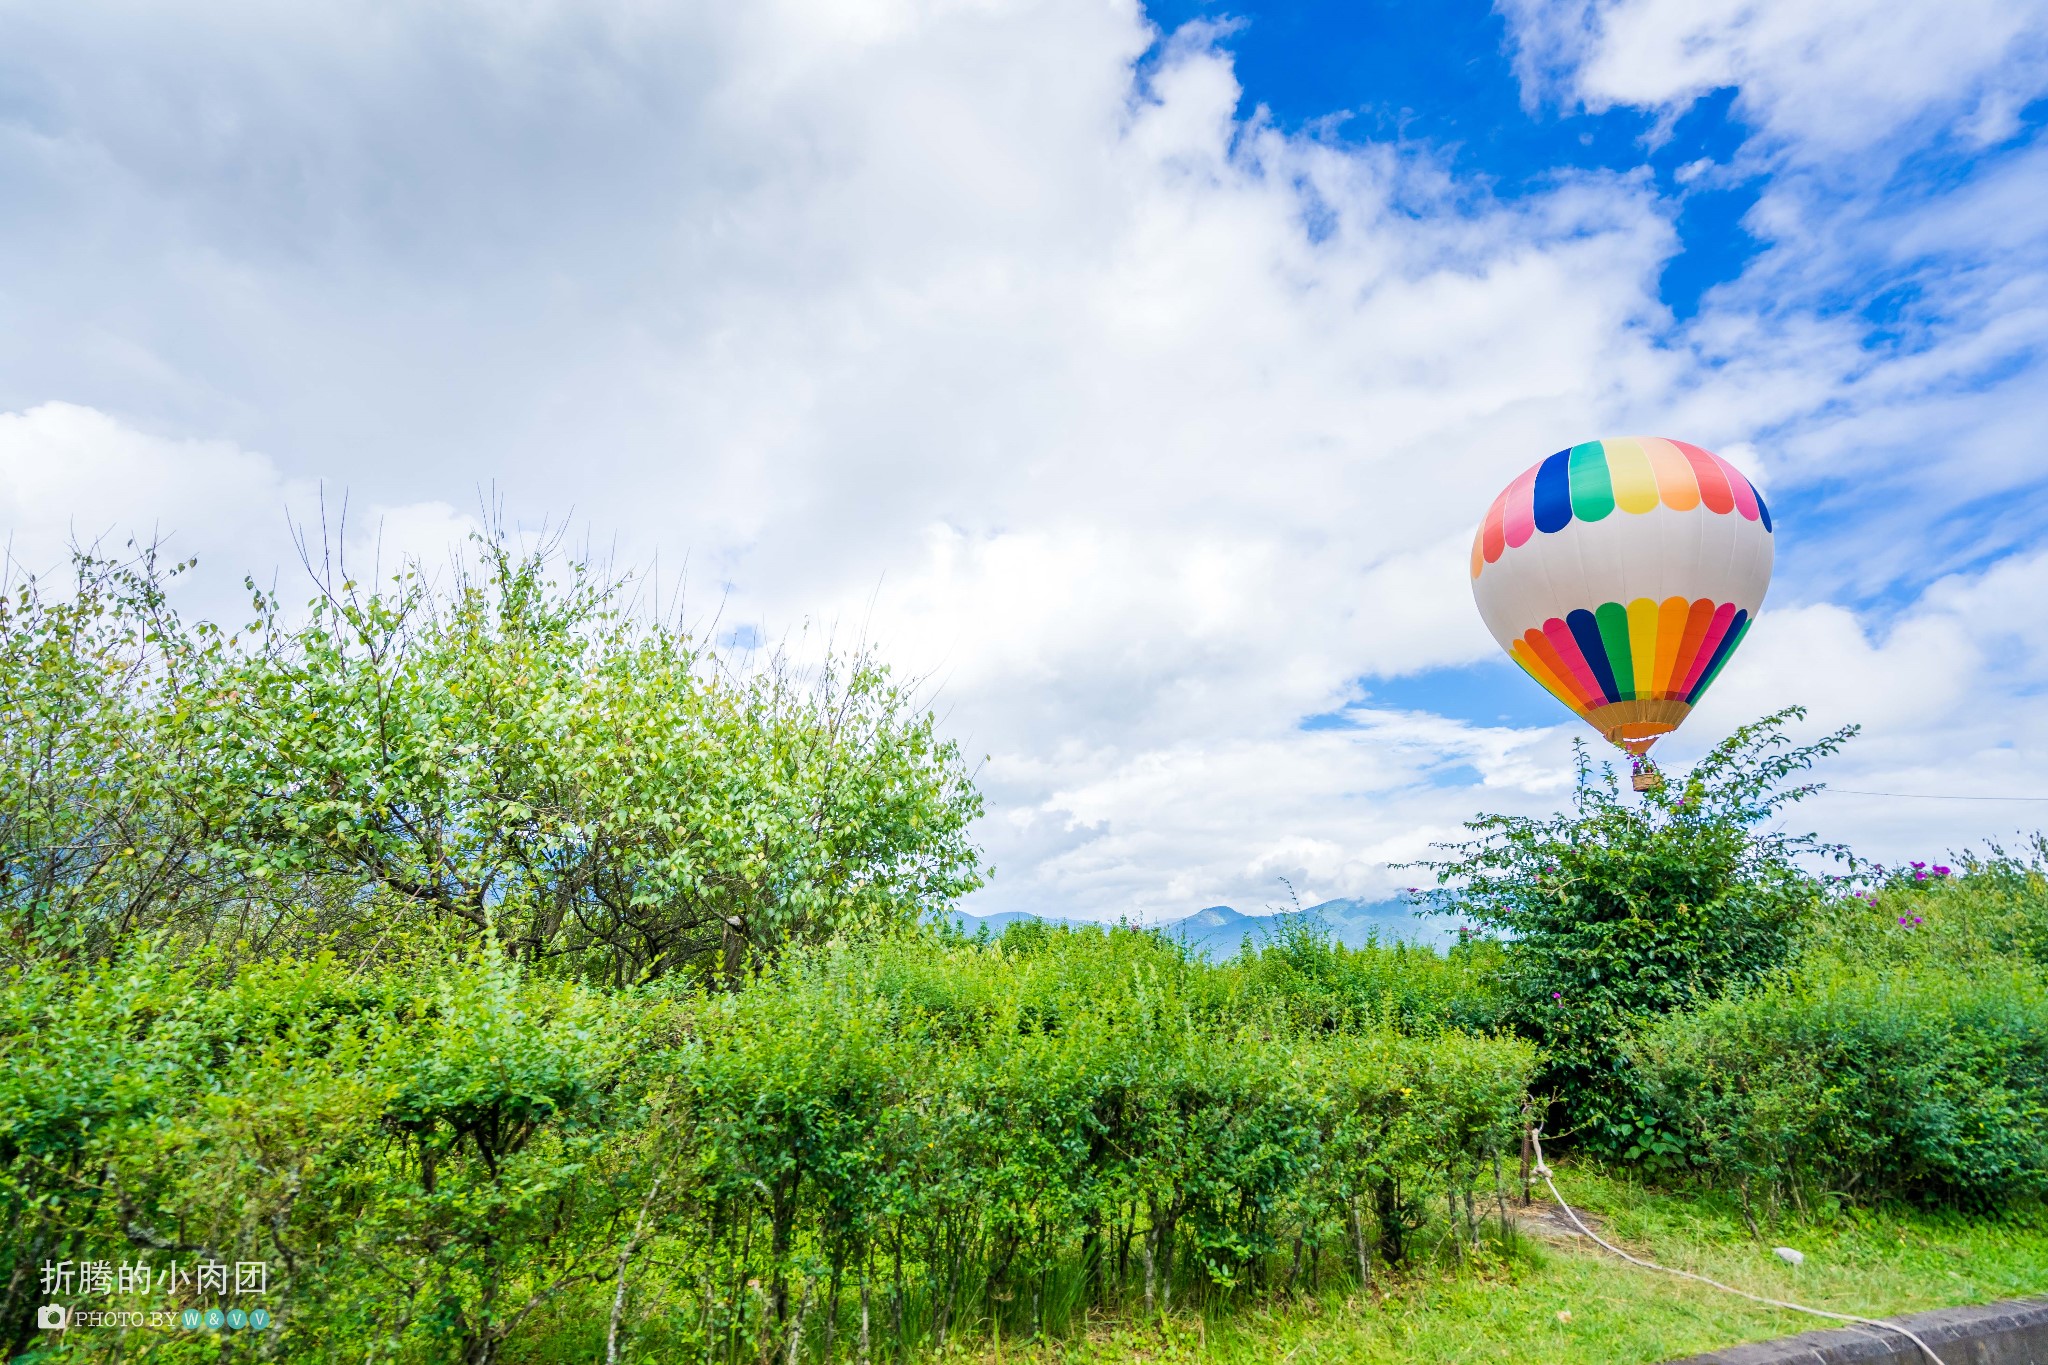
top-left (2, 0), bottom-right (2047, 919)
top-left (1154, 0), bottom-right (2048, 746)
top-left (1149, 0), bottom-right (1763, 319)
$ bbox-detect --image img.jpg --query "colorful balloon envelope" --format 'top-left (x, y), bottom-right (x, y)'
top-left (1470, 437), bottom-right (1772, 756)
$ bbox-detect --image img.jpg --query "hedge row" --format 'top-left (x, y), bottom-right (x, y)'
top-left (1630, 852), bottom-right (2048, 1214)
top-left (0, 926), bottom-right (1534, 1363)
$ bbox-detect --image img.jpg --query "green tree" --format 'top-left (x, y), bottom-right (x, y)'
top-left (0, 546), bottom-right (236, 968)
top-left (1416, 708), bottom-right (1855, 1155)
top-left (1, 534), bottom-right (984, 984)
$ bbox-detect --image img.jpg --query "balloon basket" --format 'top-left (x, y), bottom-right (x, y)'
top-left (1631, 767), bottom-right (1664, 793)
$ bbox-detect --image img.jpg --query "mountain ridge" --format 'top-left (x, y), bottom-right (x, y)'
top-left (947, 895), bottom-right (1450, 958)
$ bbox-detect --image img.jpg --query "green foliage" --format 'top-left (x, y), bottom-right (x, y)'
top-left (0, 549), bottom-right (228, 962)
top-left (1811, 836), bottom-right (2048, 974)
top-left (1, 930), bottom-right (1535, 1361)
top-left (1632, 963), bottom-right (2048, 1215)
top-left (1415, 709), bottom-right (1855, 1153)
top-left (0, 945), bottom-right (674, 1362)
top-left (1632, 843), bottom-right (2048, 1213)
top-left (1221, 916), bottom-right (1510, 1037)
top-left (0, 539), bottom-right (983, 985)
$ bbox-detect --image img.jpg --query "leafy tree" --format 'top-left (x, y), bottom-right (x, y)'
top-left (1, 535), bottom-right (984, 984)
top-left (0, 547), bottom-right (230, 966)
top-left (1415, 708), bottom-right (1856, 1155)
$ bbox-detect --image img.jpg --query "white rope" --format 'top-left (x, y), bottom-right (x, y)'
top-left (1528, 1131), bottom-right (1948, 1365)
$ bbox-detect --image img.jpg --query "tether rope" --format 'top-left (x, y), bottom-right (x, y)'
top-left (1528, 1131), bottom-right (1948, 1365)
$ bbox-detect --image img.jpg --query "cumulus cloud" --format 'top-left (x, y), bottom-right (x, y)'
top-left (1676, 546), bottom-right (2048, 856)
top-left (1, 0), bottom-right (2044, 918)
top-left (1501, 0), bottom-right (2048, 158)
top-left (0, 401), bottom-right (475, 614)
top-left (1494, 0), bottom-right (2048, 613)
top-left (0, 402), bottom-right (295, 577)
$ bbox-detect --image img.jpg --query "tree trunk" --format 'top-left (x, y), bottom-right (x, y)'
top-left (1349, 1196), bottom-right (1373, 1293)
top-left (859, 1264), bottom-right (871, 1365)
top-left (607, 1174), bottom-right (663, 1365)
top-left (786, 1275), bottom-right (815, 1365)
top-left (1492, 1145), bottom-right (1509, 1240)
top-left (891, 1232), bottom-right (904, 1359)
top-left (1139, 1225), bottom-right (1157, 1315)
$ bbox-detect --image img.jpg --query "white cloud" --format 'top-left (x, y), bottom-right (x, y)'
top-left (0, 401), bottom-right (474, 614)
top-left (0, 0), bottom-right (2044, 918)
top-left (1501, 0), bottom-right (2048, 158)
top-left (0, 402), bottom-right (294, 577)
top-left (984, 710), bottom-right (1578, 921)
top-left (1665, 547), bottom-right (2048, 857)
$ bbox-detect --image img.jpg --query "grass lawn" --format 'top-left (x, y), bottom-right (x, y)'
top-left (967, 1161), bottom-right (2048, 1364)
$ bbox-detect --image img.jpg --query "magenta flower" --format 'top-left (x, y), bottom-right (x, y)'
top-left (1933, 865), bottom-right (1951, 876)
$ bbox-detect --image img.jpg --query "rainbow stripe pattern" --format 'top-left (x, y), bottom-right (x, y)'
top-left (1471, 437), bottom-right (1771, 580)
top-left (1469, 436), bottom-right (1775, 755)
top-left (1508, 597), bottom-right (1751, 718)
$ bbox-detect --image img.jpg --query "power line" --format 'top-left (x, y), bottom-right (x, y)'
top-left (1815, 788), bottom-right (2048, 802)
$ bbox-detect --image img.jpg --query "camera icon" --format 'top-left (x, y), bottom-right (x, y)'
top-left (37, 1304), bottom-right (67, 1330)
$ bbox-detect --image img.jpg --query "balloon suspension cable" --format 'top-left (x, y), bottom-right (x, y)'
top-left (1526, 1130), bottom-right (1948, 1365)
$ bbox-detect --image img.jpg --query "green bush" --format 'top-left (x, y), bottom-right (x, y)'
top-left (1221, 917), bottom-right (1510, 1038)
top-left (1632, 844), bottom-right (2048, 1214)
top-left (0, 947), bottom-right (668, 1362)
top-left (0, 540), bottom-right (983, 985)
top-left (1812, 837), bottom-right (2048, 975)
top-left (1631, 963), bottom-right (2048, 1214)
top-left (0, 929), bottom-right (1535, 1361)
top-left (1416, 709), bottom-right (1854, 1154)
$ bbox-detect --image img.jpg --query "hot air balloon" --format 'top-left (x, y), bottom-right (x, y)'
top-left (1470, 437), bottom-right (1772, 767)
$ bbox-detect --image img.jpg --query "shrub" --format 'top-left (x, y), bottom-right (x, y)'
top-left (1813, 837), bottom-right (2048, 975)
top-left (1415, 708), bottom-right (1854, 1153)
top-left (1631, 963), bottom-right (2048, 1214)
top-left (0, 539), bottom-right (983, 985)
top-left (1633, 844), bottom-right (2048, 1214)
top-left (1, 930), bottom-right (1536, 1360)
top-left (1221, 916), bottom-right (1509, 1037)
top-left (0, 947), bottom-right (667, 1362)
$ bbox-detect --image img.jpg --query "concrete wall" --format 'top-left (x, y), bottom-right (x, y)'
top-left (1667, 1297), bottom-right (2048, 1365)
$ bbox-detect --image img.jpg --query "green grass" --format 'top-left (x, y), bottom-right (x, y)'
top-left (961, 1162), bottom-right (2048, 1365)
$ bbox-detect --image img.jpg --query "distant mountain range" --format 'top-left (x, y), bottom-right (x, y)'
top-left (947, 896), bottom-right (1452, 959)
